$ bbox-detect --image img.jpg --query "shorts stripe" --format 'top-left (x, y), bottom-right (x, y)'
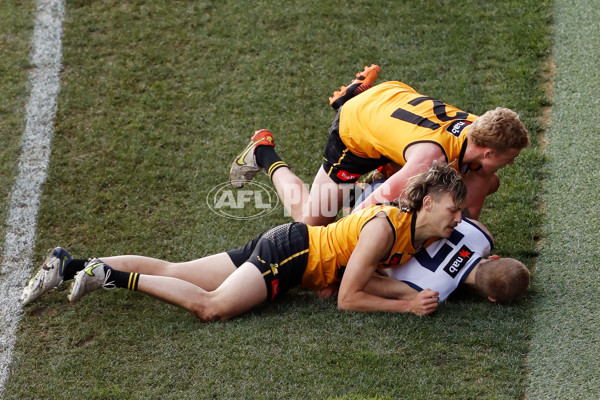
top-left (261, 248), bottom-right (309, 277)
top-left (280, 248), bottom-right (309, 266)
top-left (227, 223), bottom-right (309, 300)
top-left (327, 148), bottom-right (349, 176)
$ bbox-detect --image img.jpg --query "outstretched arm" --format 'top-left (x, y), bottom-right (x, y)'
top-left (316, 272), bottom-right (425, 300)
top-left (337, 216), bottom-right (438, 316)
top-left (364, 272), bottom-right (439, 315)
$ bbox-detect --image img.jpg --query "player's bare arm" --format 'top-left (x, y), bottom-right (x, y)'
top-left (353, 142), bottom-right (446, 210)
top-left (315, 272), bottom-right (439, 315)
top-left (364, 272), bottom-right (418, 299)
top-left (316, 272), bottom-right (428, 300)
top-left (337, 215), bottom-right (432, 315)
top-left (364, 272), bottom-right (440, 316)
top-left (462, 168), bottom-right (500, 219)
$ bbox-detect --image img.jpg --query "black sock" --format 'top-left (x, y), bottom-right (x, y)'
top-left (255, 146), bottom-right (288, 179)
top-left (63, 259), bottom-right (87, 281)
top-left (104, 265), bottom-right (140, 291)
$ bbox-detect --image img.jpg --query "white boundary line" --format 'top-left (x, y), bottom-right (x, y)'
top-left (0, 0), bottom-right (64, 394)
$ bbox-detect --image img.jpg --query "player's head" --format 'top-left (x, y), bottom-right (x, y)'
top-left (474, 257), bottom-right (530, 303)
top-left (468, 107), bottom-right (530, 172)
top-left (469, 107), bottom-right (530, 151)
top-left (401, 161), bottom-right (467, 213)
top-left (401, 162), bottom-right (467, 238)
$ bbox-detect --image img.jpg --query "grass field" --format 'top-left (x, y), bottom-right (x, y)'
top-left (2, 0), bottom-right (552, 398)
top-left (0, 2), bottom-right (32, 248)
top-left (526, 0), bottom-right (600, 397)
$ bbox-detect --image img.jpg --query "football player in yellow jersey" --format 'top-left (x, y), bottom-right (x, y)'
top-left (22, 163), bottom-right (486, 319)
top-left (229, 65), bottom-right (530, 225)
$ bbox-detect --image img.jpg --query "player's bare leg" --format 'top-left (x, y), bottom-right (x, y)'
top-left (271, 165), bottom-right (347, 226)
top-left (269, 166), bottom-right (309, 222)
top-left (100, 253), bottom-right (237, 292)
top-left (137, 262), bottom-right (267, 321)
top-left (303, 166), bottom-right (348, 225)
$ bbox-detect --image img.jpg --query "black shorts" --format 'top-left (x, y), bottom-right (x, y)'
top-left (322, 110), bottom-right (389, 184)
top-left (226, 222), bottom-right (309, 301)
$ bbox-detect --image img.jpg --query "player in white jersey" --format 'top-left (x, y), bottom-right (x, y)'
top-left (315, 212), bottom-right (529, 314)
top-left (316, 178), bottom-right (530, 314)
top-left (381, 217), bottom-right (494, 302)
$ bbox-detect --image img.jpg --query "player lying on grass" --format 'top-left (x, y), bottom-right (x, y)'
top-left (230, 65), bottom-right (530, 225)
top-left (22, 164), bottom-right (466, 320)
top-left (22, 163), bottom-right (479, 319)
top-left (315, 215), bottom-right (529, 308)
top-left (312, 171), bottom-right (529, 306)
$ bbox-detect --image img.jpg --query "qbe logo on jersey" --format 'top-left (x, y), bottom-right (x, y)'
top-left (443, 245), bottom-right (472, 278)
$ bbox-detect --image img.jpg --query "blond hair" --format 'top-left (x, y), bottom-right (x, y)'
top-left (468, 107), bottom-right (530, 151)
top-left (474, 258), bottom-right (530, 303)
top-left (401, 162), bottom-right (467, 213)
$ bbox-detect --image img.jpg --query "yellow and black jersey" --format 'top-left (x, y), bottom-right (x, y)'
top-left (338, 81), bottom-right (478, 174)
top-left (302, 204), bottom-right (430, 290)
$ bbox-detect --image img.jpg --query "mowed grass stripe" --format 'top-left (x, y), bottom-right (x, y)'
top-left (0, 0), bottom-right (65, 395)
top-left (526, 0), bottom-right (600, 398)
top-left (0, 0), bottom-right (35, 390)
top-left (0, 3), bottom-right (33, 228)
top-left (6, 1), bottom-right (550, 399)
top-left (0, 0), bottom-right (65, 393)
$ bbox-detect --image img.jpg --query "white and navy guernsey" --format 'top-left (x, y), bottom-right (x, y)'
top-left (381, 218), bottom-right (493, 302)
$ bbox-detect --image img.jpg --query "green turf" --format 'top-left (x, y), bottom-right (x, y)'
top-left (5, 0), bottom-right (551, 398)
top-left (0, 1), bottom-right (34, 247)
top-left (526, 0), bottom-right (600, 398)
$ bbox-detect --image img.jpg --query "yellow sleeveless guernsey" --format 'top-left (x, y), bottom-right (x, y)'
top-left (338, 81), bottom-right (477, 171)
top-left (302, 204), bottom-right (425, 290)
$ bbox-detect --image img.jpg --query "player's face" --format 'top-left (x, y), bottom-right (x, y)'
top-left (428, 192), bottom-right (465, 238)
top-left (481, 148), bottom-right (521, 173)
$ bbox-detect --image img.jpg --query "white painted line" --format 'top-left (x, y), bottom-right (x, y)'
top-left (0, 0), bottom-right (64, 394)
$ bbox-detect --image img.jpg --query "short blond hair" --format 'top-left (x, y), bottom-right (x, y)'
top-left (401, 162), bottom-right (467, 213)
top-left (468, 107), bottom-right (530, 152)
top-left (474, 258), bottom-right (530, 303)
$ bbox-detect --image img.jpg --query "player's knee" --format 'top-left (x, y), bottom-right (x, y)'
top-left (189, 294), bottom-right (229, 321)
top-left (190, 303), bottom-right (221, 321)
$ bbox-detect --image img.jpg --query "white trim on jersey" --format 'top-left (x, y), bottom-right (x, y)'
top-left (381, 218), bottom-right (493, 301)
